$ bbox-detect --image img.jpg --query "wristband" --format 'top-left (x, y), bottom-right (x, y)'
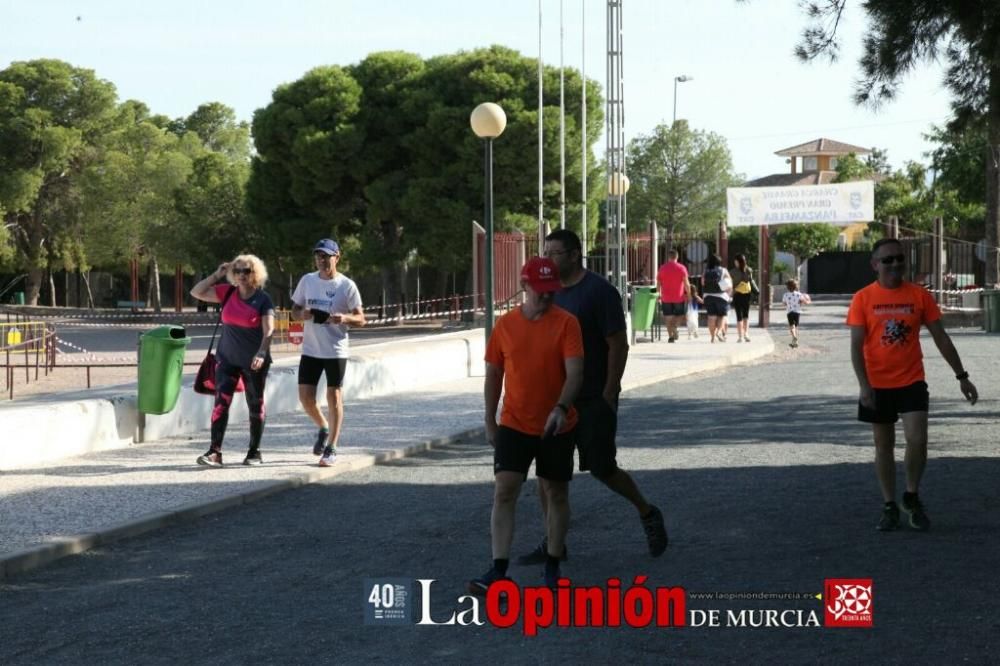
top-left (955, 371), bottom-right (969, 381)
top-left (555, 403), bottom-right (569, 415)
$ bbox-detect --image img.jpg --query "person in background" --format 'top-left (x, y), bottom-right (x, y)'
top-left (291, 239), bottom-right (365, 467)
top-left (782, 279), bottom-right (811, 348)
top-left (702, 254), bottom-right (733, 343)
top-left (729, 254), bottom-right (756, 342)
top-left (686, 285), bottom-right (703, 339)
top-left (190, 254), bottom-right (275, 467)
top-left (656, 249), bottom-right (691, 343)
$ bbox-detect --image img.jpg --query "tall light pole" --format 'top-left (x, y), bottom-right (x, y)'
top-left (470, 102), bottom-right (507, 339)
top-left (607, 171), bottom-right (630, 302)
top-left (672, 75), bottom-right (693, 125)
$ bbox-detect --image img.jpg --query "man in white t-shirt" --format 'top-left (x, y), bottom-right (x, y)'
top-left (291, 239), bottom-right (365, 466)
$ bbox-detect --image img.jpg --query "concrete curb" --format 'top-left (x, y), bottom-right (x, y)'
top-left (0, 427), bottom-right (483, 581)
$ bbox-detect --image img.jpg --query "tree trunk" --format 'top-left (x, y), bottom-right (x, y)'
top-left (987, 65), bottom-right (1000, 287)
top-left (379, 219), bottom-right (403, 317)
top-left (48, 271), bottom-right (57, 306)
top-left (146, 256), bottom-right (162, 312)
top-left (23, 218), bottom-right (46, 305)
top-left (82, 270), bottom-right (96, 309)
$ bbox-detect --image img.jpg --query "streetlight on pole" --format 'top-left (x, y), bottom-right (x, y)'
top-left (470, 102), bottom-right (507, 339)
top-left (672, 75), bottom-right (693, 125)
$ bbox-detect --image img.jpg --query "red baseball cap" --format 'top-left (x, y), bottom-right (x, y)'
top-left (520, 257), bottom-right (562, 293)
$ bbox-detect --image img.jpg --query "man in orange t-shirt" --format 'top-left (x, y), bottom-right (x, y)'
top-left (468, 257), bottom-right (584, 596)
top-left (847, 238), bottom-right (977, 533)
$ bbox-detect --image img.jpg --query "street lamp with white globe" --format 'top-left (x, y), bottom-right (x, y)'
top-left (470, 102), bottom-right (507, 338)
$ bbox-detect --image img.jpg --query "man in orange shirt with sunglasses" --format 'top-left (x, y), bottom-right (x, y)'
top-left (847, 238), bottom-right (978, 533)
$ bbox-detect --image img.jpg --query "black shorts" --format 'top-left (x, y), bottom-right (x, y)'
top-left (493, 426), bottom-right (575, 482)
top-left (732, 292), bottom-right (751, 321)
top-left (575, 396), bottom-right (618, 479)
top-left (298, 355), bottom-right (349, 388)
top-left (660, 302), bottom-right (686, 317)
top-left (787, 312), bottom-right (801, 326)
top-left (703, 295), bottom-right (729, 317)
top-left (858, 381), bottom-right (929, 424)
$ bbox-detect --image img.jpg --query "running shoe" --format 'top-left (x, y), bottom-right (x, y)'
top-left (467, 568), bottom-right (510, 596)
top-left (197, 449), bottom-right (222, 467)
top-left (319, 445), bottom-right (337, 467)
top-left (641, 505), bottom-right (669, 557)
top-left (514, 537), bottom-right (568, 566)
top-left (876, 502), bottom-right (900, 531)
top-left (313, 428), bottom-right (329, 456)
top-left (901, 493), bottom-right (930, 531)
top-left (243, 448), bottom-right (262, 466)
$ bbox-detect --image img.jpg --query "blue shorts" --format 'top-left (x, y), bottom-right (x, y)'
top-left (703, 295), bottom-right (729, 317)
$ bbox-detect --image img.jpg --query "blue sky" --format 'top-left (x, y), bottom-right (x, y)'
top-left (3, 0), bottom-right (951, 180)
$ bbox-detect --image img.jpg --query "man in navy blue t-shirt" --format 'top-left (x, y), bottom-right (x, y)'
top-left (515, 229), bottom-right (669, 565)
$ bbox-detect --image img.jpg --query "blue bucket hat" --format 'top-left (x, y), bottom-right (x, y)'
top-left (314, 239), bottom-right (340, 256)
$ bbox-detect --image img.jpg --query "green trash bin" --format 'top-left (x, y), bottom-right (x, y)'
top-left (13, 291), bottom-right (25, 305)
top-left (983, 290), bottom-right (1000, 333)
top-left (137, 325), bottom-right (191, 414)
top-left (631, 286), bottom-right (658, 337)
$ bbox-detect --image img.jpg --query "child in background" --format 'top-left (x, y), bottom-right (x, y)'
top-left (686, 287), bottom-right (703, 339)
top-left (782, 279), bottom-right (811, 348)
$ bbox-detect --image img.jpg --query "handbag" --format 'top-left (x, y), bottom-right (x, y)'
top-left (193, 286), bottom-right (245, 395)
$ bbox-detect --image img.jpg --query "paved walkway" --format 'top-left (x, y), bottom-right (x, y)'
top-left (0, 326), bottom-right (772, 578)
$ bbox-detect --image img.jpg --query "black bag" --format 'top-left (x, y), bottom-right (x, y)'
top-left (703, 267), bottom-right (723, 293)
top-left (193, 286), bottom-right (244, 395)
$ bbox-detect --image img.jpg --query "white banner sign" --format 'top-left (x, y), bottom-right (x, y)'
top-left (726, 181), bottom-right (874, 227)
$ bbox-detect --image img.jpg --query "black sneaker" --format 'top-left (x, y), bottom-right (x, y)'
top-left (641, 505), bottom-right (669, 557)
top-left (901, 493), bottom-right (930, 531)
top-left (876, 502), bottom-right (900, 531)
top-left (196, 449), bottom-right (222, 467)
top-left (313, 428), bottom-right (329, 456)
top-left (243, 448), bottom-right (262, 466)
top-left (467, 568), bottom-right (510, 596)
top-left (515, 537), bottom-right (568, 566)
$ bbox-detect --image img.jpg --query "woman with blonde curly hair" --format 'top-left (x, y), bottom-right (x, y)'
top-left (190, 253), bottom-right (275, 466)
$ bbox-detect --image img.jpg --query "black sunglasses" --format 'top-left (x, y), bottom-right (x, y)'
top-left (233, 267), bottom-right (253, 275)
top-left (878, 254), bottom-right (905, 265)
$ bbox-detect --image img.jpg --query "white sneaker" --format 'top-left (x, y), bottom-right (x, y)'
top-left (319, 446), bottom-right (337, 467)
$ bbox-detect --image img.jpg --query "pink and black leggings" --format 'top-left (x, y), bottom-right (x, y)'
top-left (210, 358), bottom-right (271, 452)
